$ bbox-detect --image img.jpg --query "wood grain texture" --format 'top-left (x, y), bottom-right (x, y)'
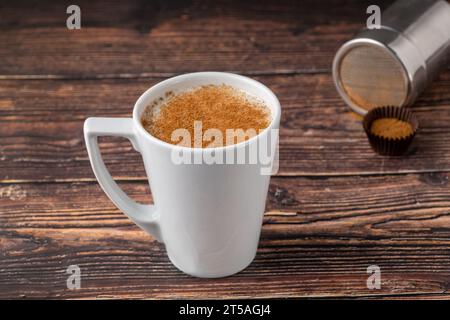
top-left (1, 173), bottom-right (450, 299)
top-left (0, 0), bottom-right (397, 77)
top-left (1, 0), bottom-right (450, 300)
top-left (1, 72), bottom-right (450, 182)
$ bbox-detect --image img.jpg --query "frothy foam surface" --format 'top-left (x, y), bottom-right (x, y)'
top-left (141, 85), bottom-right (271, 148)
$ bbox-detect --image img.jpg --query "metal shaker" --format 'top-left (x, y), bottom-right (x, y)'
top-left (332, 0), bottom-right (450, 115)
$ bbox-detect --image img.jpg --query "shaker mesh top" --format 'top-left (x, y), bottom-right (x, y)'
top-left (339, 44), bottom-right (408, 112)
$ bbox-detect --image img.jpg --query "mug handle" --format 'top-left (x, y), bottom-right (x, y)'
top-left (84, 117), bottom-right (163, 242)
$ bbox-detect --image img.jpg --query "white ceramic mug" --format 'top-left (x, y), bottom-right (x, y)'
top-left (84, 72), bottom-right (281, 278)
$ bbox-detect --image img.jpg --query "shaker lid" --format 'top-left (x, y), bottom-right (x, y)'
top-left (333, 39), bottom-right (410, 115)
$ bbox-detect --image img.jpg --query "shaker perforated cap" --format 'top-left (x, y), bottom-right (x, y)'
top-left (332, 0), bottom-right (450, 115)
top-left (333, 40), bottom-right (410, 115)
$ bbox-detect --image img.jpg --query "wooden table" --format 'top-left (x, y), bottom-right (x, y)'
top-left (1, 0), bottom-right (450, 299)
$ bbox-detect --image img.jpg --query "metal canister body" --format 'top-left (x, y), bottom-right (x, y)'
top-left (333, 0), bottom-right (450, 115)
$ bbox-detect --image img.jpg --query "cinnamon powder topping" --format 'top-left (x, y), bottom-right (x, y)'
top-left (141, 85), bottom-right (271, 148)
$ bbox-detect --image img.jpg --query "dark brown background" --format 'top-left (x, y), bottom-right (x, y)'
top-left (1, 0), bottom-right (450, 299)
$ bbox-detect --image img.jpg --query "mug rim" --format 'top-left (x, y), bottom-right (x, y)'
top-left (132, 71), bottom-right (281, 152)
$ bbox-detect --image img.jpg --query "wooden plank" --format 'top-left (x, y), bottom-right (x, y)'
top-left (1, 72), bottom-right (450, 181)
top-left (1, 173), bottom-right (450, 298)
top-left (0, 0), bottom-right (396, 76)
